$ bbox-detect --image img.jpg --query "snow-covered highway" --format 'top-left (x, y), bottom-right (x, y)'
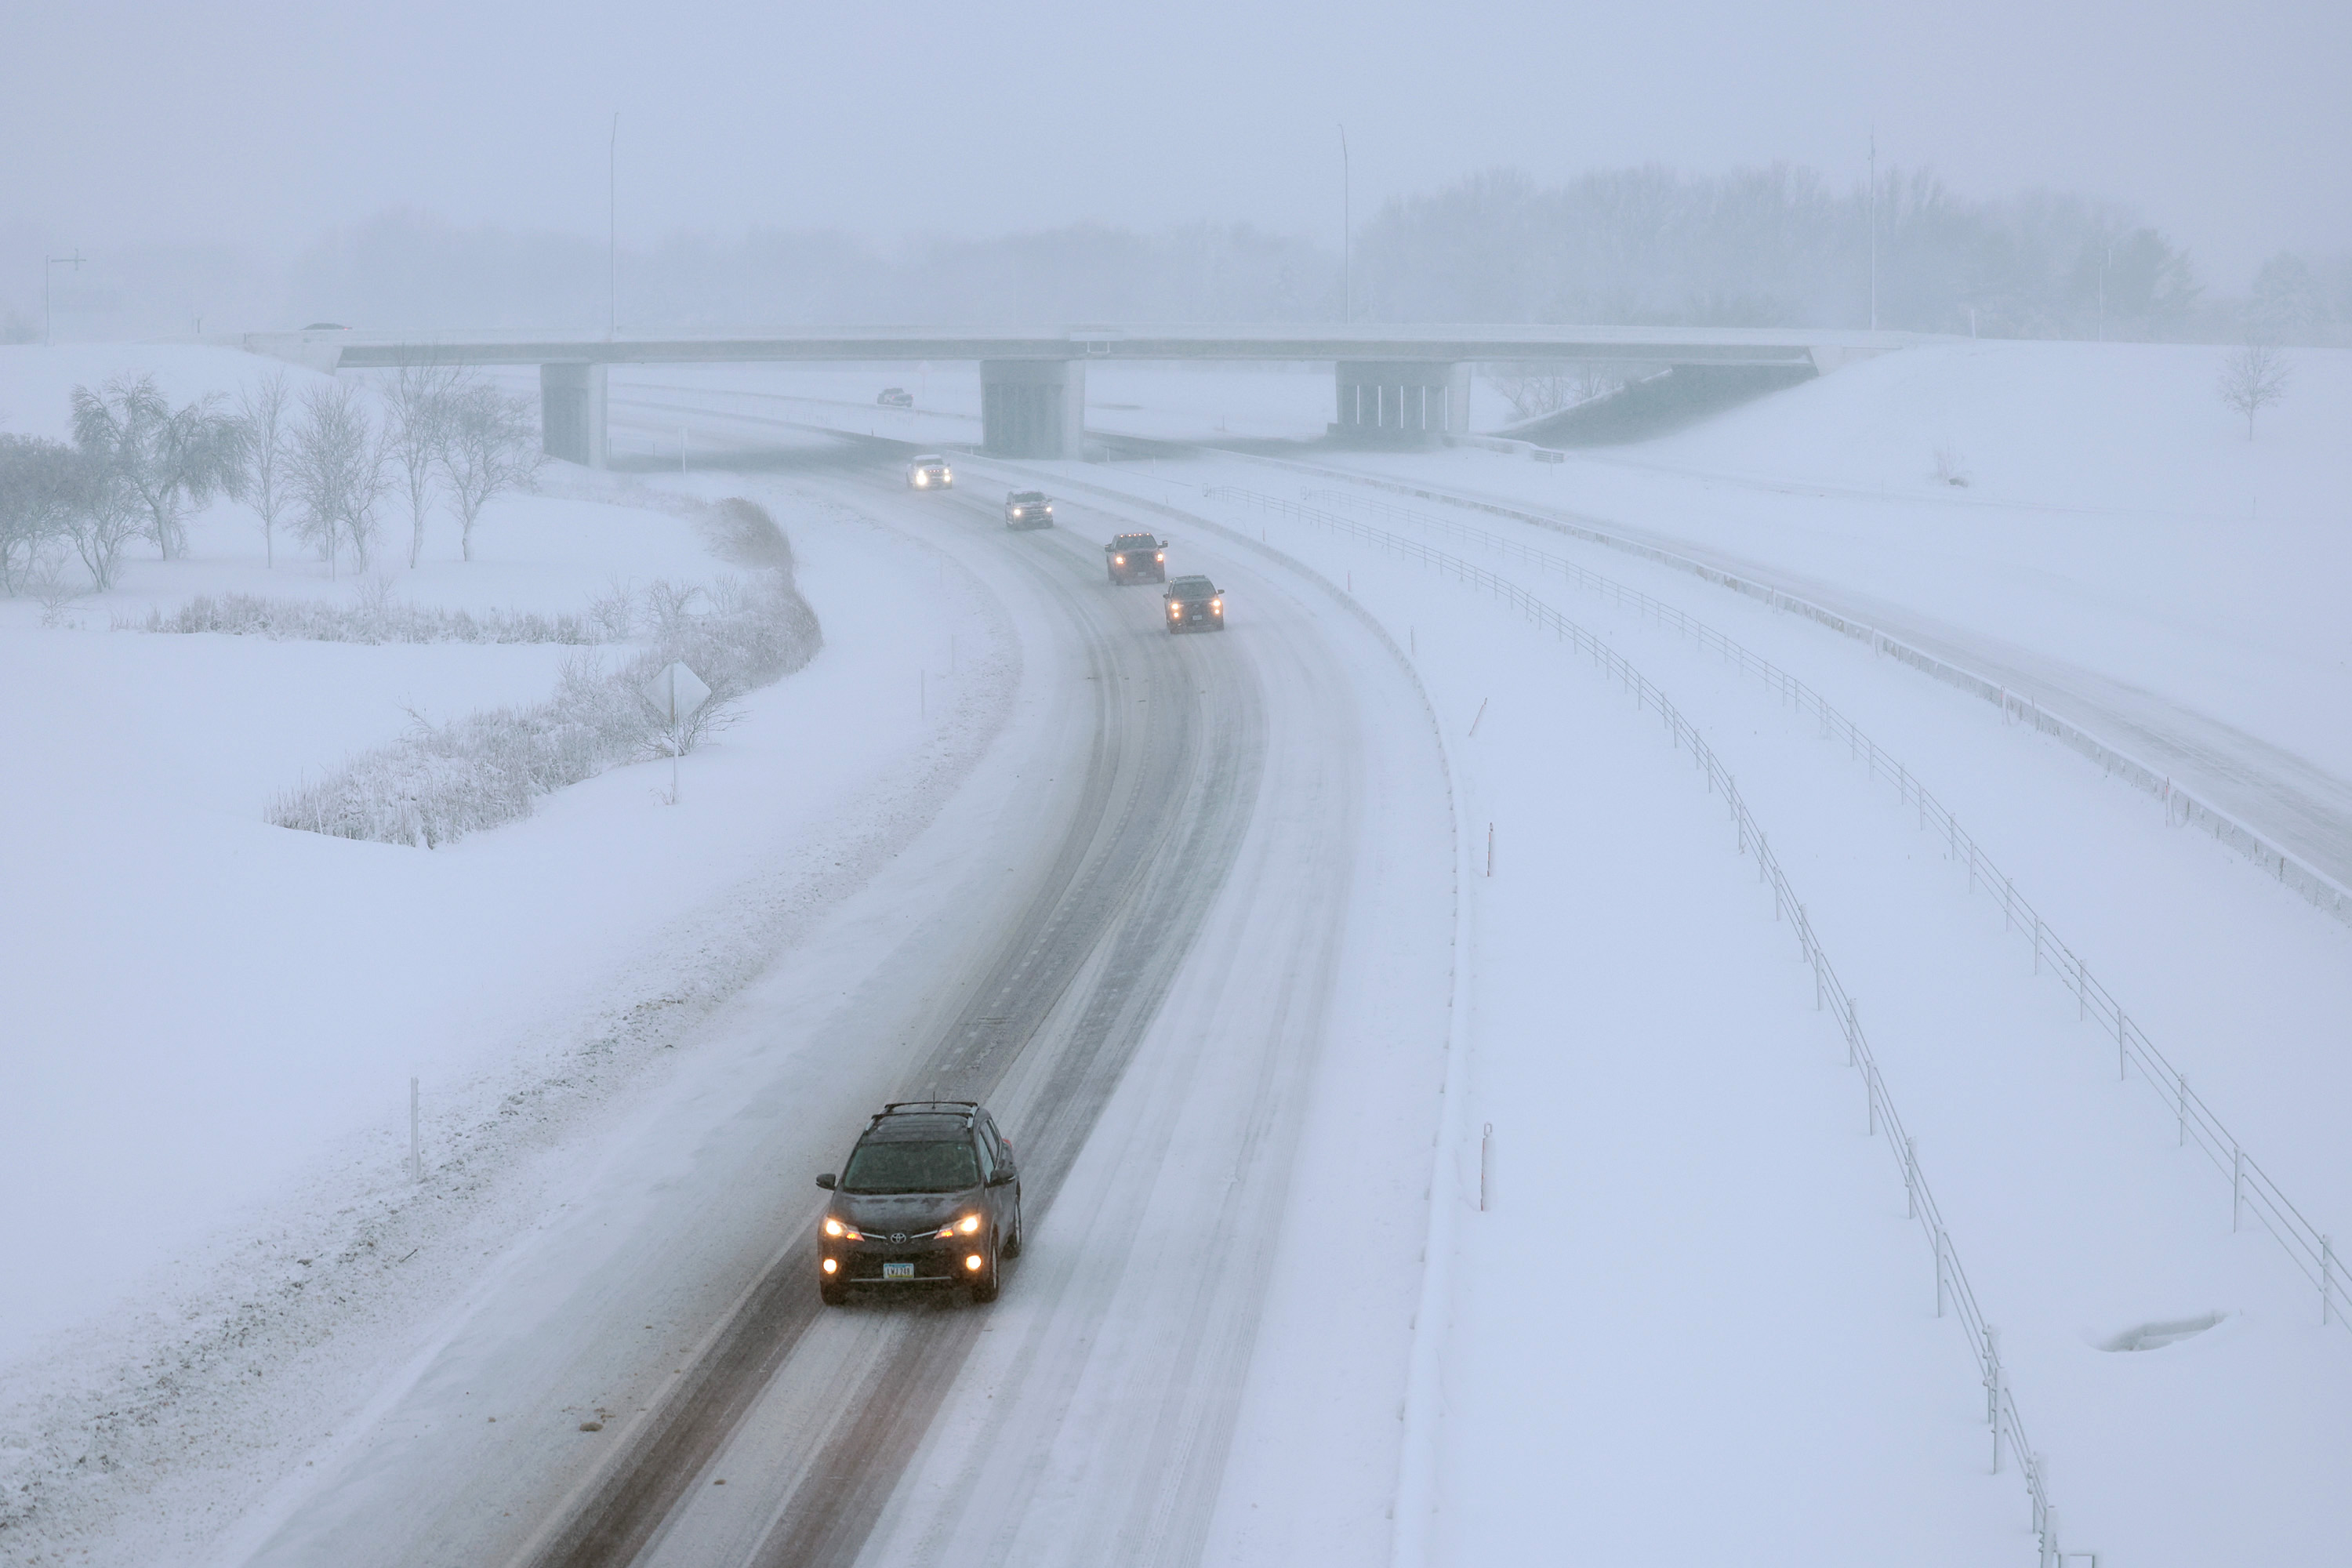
top-left (221, 452), bottom-right (1454, 1568)
top-left (9, 344), bottom-right (2351, 1568)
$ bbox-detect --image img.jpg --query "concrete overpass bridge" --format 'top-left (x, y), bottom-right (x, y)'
top-left (244, 324), bottom-right (1940, 466)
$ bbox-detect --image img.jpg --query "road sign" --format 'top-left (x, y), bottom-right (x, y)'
top-left (641, 661), bottom-right (710, 726)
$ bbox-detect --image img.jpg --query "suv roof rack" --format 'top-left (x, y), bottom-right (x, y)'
top-left (876, 1099), bottom-right (979, 1120)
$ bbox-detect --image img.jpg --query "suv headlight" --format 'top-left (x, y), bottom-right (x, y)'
top-left (932, 1214), bottom-right (984, 1240)
top-left (824, 1217), bottom-right (862, 1240)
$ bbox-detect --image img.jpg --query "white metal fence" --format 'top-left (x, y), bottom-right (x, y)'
top-left (1278, 472), bottom-right (2352, 927)
top-left (1209, 485), bottom-right (2350, 1341)
top-left (1200, 487), bottom-right (2079, 1562)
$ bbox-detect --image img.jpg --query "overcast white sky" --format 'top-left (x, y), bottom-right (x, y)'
top-left (7, 0), bottom-right (2346, 289)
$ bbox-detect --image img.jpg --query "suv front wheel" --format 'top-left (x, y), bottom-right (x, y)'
top-left (969, 1229), bottom-right (1003, 1303)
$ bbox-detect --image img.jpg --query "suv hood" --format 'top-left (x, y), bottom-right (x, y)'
top-left (833, 1190), bottom-right (978, 1231)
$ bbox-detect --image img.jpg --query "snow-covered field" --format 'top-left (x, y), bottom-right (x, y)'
top-left (3, 338), bottom-right (2346, 1566)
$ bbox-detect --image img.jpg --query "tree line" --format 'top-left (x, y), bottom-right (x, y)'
top-left (0, 366), bottom-right (539, 597)
top-left (260, 172), bottom-right (2350, 346)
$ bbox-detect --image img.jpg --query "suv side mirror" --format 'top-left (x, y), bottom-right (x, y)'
top-left (986, 1168), bottom-right (1015, 1187)
top-left (815, 1173), bottom-right (837, 1190)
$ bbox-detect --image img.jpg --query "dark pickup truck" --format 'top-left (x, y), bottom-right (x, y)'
top-left (1105, 532), bottom-right (1167, 583)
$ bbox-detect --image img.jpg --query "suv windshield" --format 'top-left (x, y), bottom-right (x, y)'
top-left (1013, 492), bottom-right (1046, 503)
top-left (1114, 535), bottom-right (1156, 548)
top-left (1168, 578), bottom-right (1215, 596)
top-left (840, 1138), bottom-right (979, 1194)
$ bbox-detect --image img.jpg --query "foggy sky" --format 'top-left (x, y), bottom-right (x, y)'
top-left (8, 0), bottom-right (2347, 290)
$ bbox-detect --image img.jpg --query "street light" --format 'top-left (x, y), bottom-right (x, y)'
top-left (1338, 125), bottom-right (1352, 324)
top-left (45, 251), bottom-right (86, 347)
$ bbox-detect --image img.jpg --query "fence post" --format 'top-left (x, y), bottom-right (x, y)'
top-left (1987, 1326), bottom-right (2004, 1474)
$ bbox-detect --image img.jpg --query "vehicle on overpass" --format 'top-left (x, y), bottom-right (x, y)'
top-left (906, 454), bottom-right (953, 489)
top-left (1004, 490), bottom-right (1055, 530)
top-left (1163, 575), bottom-right (1225, 633)
top-left (1105, 532), bottom-right (1166, 584)
top-left (877, 387), bottom-right (913, 408)
top-left (815, 1100), bottom-right (1022, 1305)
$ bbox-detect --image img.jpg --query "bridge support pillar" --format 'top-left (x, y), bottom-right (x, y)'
top-left (540, 362), bottom-right (608, 469)
top-left (981, 359), bottom-right (1085, 459)
top-left (1332, 361), bottom-right (1469, 445)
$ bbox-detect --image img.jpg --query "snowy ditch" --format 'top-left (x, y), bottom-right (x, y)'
top-left (129, 496), bottom-right (822, 848)
top-left (1207, 485), bottom-right (2352, 1345)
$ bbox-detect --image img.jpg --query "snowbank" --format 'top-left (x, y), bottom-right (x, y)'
top-left (1337, 341), bottom-right (2352, 789)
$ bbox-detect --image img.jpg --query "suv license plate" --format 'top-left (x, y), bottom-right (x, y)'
top-left (883, 1261), bottom-right (915, 1281)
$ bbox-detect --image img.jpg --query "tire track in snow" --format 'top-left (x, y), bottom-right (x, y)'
top-left (524, 472), bottom-right (1264, 1568)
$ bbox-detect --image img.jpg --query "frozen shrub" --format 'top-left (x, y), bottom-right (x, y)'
top-left (129, 590), bottom-right (610, 645)
top-left (267, 497), bottom-right (822, 847)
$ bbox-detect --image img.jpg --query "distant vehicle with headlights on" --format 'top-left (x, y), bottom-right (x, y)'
top-left (815, 1100), bottom-right (1022, 1305)
top-left (1163, 575), bottom-right (1225, 633)
top-left (877, 387), bottom-right (913, 408)
top-left (1004, 490), bottom-right (1054, 530)
top-left (1104, 532), bottom-right (1166, 584)
top-left (906, 454), bottom-right (953, 490)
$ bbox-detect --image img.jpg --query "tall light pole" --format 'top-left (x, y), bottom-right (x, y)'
top-left (1339, 125), bottom-right (1352, 324)
top-left (45, 251), bottom-right (86, 347)
top-left (608, 112), bottom-right (619, 339)
top-left (616, 113), bottom-right (626, 340)
top-left (1867, 129), bottom-right (1878, 332)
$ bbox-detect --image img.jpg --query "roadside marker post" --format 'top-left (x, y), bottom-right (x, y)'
top-left (640, 661), bottom-right (711, 802)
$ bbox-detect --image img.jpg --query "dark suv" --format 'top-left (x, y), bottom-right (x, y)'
top-left (1163, 575), bottom-right (1225, 633)
top-left (1004, 490), bottom-right (1054, 530)
top-left (815, 1101), bottom-right (1022, 1305)
top-left (1105, 532), bottom-right (1167, 584)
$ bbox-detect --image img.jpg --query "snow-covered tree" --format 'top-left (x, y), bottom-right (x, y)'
top-left (2245, 252), bottom-right (2328, 344)
top-left (287, 382), bottom-right (388, 575)
top-left (384, 362), bottom-right (459, 568)
top-left (437, 379), bottom-right (542, 562)
top-left (67, 373), bottom-right (247, 560)
top-left (238, 369), bottom-right (295, 568)
top-left (2217, 343), bottom-right (2290, 439)
top-left (0, 434), bottom-right (78, 593)
top-left (60, 447), bottom-right (145, 590)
